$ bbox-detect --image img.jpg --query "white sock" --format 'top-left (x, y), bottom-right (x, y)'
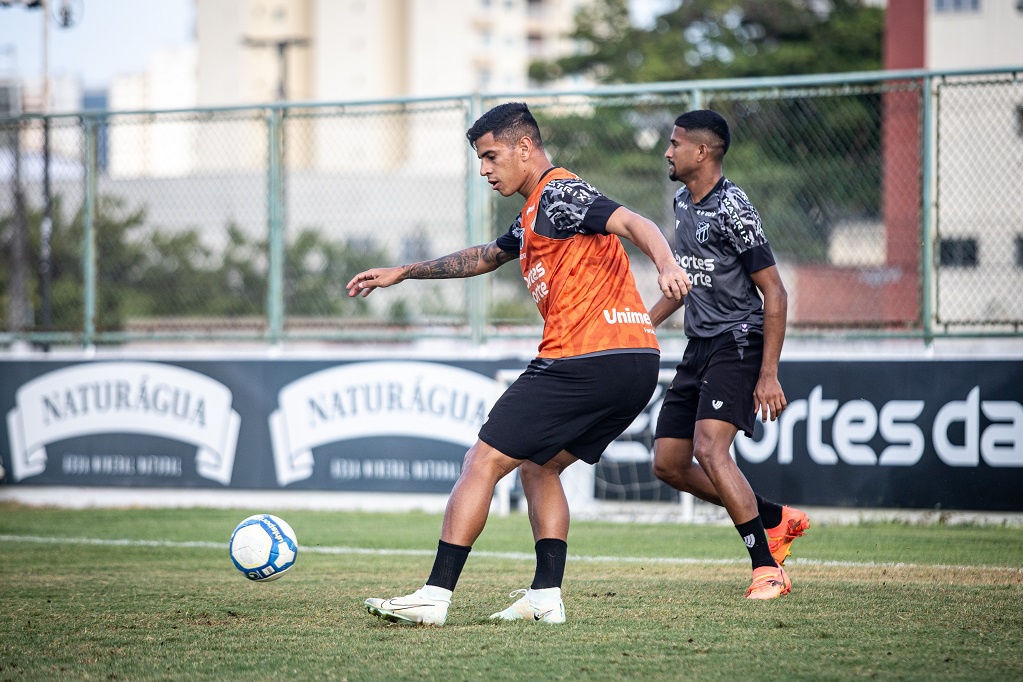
top-left (419, 585), bottom-right (453, 603)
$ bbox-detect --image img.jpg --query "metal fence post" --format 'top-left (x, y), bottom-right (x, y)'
top-left (467, 95), bottom-right (486, 347)
top-left (267, 107), bottom-right (285, 344)
top-left (82, 115), bottom-right (97, 348)
top-left (920, 75), bottom-right (935, 346)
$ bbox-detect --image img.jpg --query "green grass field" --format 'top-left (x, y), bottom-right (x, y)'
top-left (2, 503), bottom-right (1022, 681)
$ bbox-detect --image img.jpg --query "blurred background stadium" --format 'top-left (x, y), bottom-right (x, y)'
top-left (1, 0), bottom-right (1021, 520)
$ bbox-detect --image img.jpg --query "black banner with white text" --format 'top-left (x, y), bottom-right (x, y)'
top-left (0, 357), bottom-right (1020, 510)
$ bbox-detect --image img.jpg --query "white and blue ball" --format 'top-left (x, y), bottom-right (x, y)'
top-left (229, 514), bottom-right (298, 582)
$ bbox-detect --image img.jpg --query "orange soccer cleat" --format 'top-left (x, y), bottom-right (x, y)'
top-left (767, 506), bottom-right (810, 566)
top-left (745, 565), bottom-right (792, 600)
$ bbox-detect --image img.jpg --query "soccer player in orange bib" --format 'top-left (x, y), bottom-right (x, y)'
top-left (348, 102), bottom-right (689, 625)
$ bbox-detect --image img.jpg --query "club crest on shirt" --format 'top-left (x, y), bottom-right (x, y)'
top-left (696, 221), bottom-right (710, 243)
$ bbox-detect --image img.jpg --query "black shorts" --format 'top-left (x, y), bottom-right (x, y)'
top-left (479, 351), bottom-right (660, 466)
top-left (654, 331), bottom-right (764, 440)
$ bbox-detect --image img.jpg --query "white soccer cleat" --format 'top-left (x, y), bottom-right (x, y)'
top-left (490, 589), bottom-right (533, 620)
top-left (489, 588), bottom-right (566, 624)
top-left (364, 588), bottom-right (449, 626)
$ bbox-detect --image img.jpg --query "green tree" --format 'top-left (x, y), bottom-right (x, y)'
top-left (532, 0), bottom-right (883, 84)
top-left (1, 195), bottom-right (392, 336)
top-left (0, 194), bottom-right (151, 333)
top-left (131, 224), bottom-right (389, 321)
top-left (523, 0), bottom-right (885, 263)
top-left (128, 223), bottom-right (266, 318)
top-left (283, 228), bottom-right (388, 317)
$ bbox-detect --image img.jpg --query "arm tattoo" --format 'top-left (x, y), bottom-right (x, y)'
top-left (483, 243), bottom-right (516, 268)
top-left (403, 242), bottom-right (514, 280)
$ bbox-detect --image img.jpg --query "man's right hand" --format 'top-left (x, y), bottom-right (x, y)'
top-left (346, 267), bottom-right (405, 298)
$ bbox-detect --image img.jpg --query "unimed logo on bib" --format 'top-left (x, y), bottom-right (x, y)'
top-left (269, 362), bottom-right (505, 486)
top-left (6, 362), bottom-right (241, 484)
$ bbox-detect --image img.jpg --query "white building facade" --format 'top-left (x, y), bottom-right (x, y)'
top-left (105, 0), bottom-right (594, 177)
top-left (923, 0), bottom-right (1023, 327)
top-left (195, 0), bottom-right (591, 107)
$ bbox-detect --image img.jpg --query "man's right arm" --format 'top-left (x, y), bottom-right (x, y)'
top-left (405, 241), bottom-right (515, 279)
top-left (347, 241), bottom-right (514, 298)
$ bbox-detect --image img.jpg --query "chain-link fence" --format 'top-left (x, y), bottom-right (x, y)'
top-left (2, 67), bottom-right (1021, 347)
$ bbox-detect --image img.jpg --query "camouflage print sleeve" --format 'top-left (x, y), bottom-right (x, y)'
top-left (495, 215), bottom-right (523, 254)
top-left (719, 182), bottom-right (769, 255)
top-left (535, 178), bottom-right (621, 238)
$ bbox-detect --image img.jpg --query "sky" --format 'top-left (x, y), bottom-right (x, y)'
top-left (0, 0), bottom-right (676, 90)
top-left (0, 0), bottom-right (195, 89)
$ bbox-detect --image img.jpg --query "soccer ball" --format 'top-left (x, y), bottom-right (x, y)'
top-left (229, 514), bottom-right (298, 582)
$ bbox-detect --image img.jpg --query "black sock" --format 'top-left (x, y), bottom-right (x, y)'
top-left (530, 538), bottom-right (567, 590)
top-left (756, 494), bottom-right (784, 529)
top-left (426, 540), bottom-right (471, 591)
top-left (735, 517), bottom-right (776, 570)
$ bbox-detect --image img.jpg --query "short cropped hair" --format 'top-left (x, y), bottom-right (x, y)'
top-left (674, 110), bottom-right (730, 155)
top-left (466, 102), bottom-right (544, 149)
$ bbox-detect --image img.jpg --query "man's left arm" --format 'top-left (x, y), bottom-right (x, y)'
top-left (750, 265), bottom-right (788, 422)
top-left (605, 206), bottom-right (690, 302)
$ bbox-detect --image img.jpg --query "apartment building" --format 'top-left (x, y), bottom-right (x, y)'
top-left (105, 0), bottom-right (593, 177)
top-left (890, 0), bottom-right (1023, 327)
top-left (195, 0), bottom-right (590, 106)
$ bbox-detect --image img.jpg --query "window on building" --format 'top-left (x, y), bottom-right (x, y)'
top-left (0, 82), bottom-right (21, 117)
top-left (527, 32), bottom-right (544, 56)
top-left (1015, 235), bottom-right (1023, 268)
top-left (934, 0), bottom-right (980, 12)
top-left (939, 238), bottom-right (978, 267)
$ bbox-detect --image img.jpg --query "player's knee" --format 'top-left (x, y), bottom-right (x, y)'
top-left (521, 459), bottom-right (565, 491)
top-left (518, 461), bottom-right (543, 486)
top-left (651, 454), bottom-right (680, 487)
top-left (691, 443), bottom-right (732, 476)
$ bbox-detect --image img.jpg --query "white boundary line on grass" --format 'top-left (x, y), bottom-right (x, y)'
top-left (5, 534), bottom-right (1021, 575)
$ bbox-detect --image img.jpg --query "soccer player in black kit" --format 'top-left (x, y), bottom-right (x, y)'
top-left (648, 110), bottom-right (809, 599)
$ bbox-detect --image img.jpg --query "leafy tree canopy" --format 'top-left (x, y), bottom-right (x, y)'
top-left (531, 0), bottom-right (883, 84)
